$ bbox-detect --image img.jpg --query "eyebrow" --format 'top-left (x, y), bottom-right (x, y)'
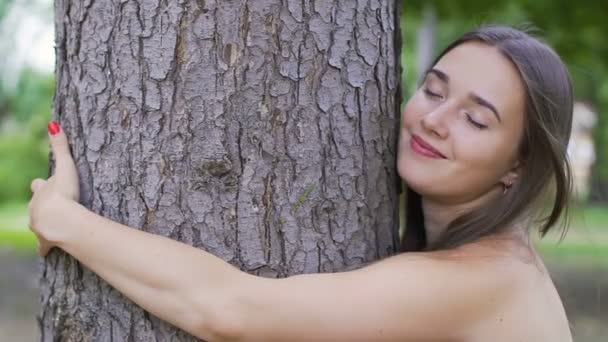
top-left (426, 68), bottom-right (502, 123)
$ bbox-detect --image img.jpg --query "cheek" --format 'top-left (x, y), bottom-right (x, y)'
top-left (400, 93), bottom-right (426, 130)
top-left (451, 133), bottom-right (517, 184)
top-left (398, 130), bottom-right (519, 199)
top-left (396, 133), bottom-right (410, 179)
top-left (396, 133), bottom-right (445, 194)
top-left (397, 95), bottom-right (446, 191)
top-left (460, 129), bottom-right (519, 164)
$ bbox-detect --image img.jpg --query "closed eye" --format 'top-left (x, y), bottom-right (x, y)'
top-left (465, 113), bottom-right (488, 130)
top-left (423, 88), bottom-right (442, 99)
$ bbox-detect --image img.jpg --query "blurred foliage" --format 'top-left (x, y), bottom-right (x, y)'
top-left (0, 228), bottom-right (37, 250)
top-left (0, 0), bottom-right (11, 19)
top-left (0, 114), bottom-right (50, 203)
top-left (0, 200), bottom-right (28, 230)
top-left (0, 200), bottom-right (36, 250)
top-left (1, 0), bottom-right (607, 203)
top-left (0, 0), bottom-right (55, 203)
top-left (0, 68), bottom-right (52, 203)
top-left (400, 0), bottom-right (608, 202)
top-left (1, 68), bottom-right (54, 122)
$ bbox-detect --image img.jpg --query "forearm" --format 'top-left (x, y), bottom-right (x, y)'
top-left (55, 200), bottom-right (245, 340)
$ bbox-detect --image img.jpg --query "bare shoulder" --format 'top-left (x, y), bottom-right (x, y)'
top-left (386, 240), bottom-right (573, 341)
top-left (232, 240), bottom-right (532, 342)
top-left (389, 239), bottom-right (534, 294)
top-left (440, 241), bottom-right (573, 342)
top-left (225, 237), bottom-right (571, 341)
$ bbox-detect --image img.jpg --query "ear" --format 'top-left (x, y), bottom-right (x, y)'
top-left (499, 160), bottom-right (521, 187)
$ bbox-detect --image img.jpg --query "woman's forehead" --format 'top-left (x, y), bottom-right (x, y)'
top-left (433, 41), bottom-right (525, 120)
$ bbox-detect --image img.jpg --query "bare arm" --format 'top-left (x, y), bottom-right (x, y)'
top-left (46, 202), bottom-right (514, 342)
top-left (28, 123), bottom-right (252, 340)
top-left (50, 200), bottom-right (249, 341)
top-left (29, 122), bottom-right (516, 341)
top-left (232, 253), bottom-right (517, 341)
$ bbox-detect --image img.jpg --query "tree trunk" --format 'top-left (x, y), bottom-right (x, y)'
top-left (41, 0), bottom-right (401, 340)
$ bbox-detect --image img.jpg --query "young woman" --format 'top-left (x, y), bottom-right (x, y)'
top-left (28, 25), bottom-right (574, 341)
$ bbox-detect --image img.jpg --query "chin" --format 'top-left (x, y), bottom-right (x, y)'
top-left (398, 159), bottom-right (434, 195)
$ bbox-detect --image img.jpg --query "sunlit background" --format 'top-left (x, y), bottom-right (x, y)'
top-left (0, 0), bottom-right (606, 340)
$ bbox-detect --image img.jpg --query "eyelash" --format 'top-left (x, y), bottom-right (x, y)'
top-left (423, 88), bottom-right (488, 130)
top-left (423, 88), bottom-right (441, 99)
top-left (465, 113), bottom-right (487, 130)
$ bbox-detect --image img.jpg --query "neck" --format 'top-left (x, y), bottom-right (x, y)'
top-left (421, 189), bottom-right (502, 246)
top-left (421, 199), bottom-right (462, 246)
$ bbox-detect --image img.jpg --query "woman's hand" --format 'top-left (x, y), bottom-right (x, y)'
top-left (28, 121), bottom-right (80, 256)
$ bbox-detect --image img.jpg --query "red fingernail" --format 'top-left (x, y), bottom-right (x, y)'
top-left (48, 121), bottom-right (61, 135)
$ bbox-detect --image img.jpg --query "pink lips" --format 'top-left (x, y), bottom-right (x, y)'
top-left (410, 135), bottom-right (446, 159)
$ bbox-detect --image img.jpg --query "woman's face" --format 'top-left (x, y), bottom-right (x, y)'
top-left (398, 42), bottom-right (526, 204)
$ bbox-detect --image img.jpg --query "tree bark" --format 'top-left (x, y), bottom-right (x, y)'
top-left (41, 0), bottom-right (401, 340)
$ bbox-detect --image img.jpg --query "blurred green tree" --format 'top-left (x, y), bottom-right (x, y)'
top-left (0, 66), bottom-right (53, 203)
top-left (1, 68), bottom-right (54, 122)
top-left (0, 112), bottom-right (49, 203)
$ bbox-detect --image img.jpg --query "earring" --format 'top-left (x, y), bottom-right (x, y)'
top-left (502, 182), bottom-right (512, 195)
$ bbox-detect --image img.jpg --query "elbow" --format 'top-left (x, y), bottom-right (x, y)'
top-left (190, 294), bottom-right (246, 342)
top-left (188, 271), bottom-right (261, 341)
top-left (201, 312), bottom-right (244, 342)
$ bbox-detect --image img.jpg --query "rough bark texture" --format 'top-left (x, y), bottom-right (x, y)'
top-left (41, 0), bottom-right (401, 340)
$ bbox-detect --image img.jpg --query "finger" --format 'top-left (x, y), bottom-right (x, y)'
top-left (37, 241), bottom-right (51, 257)
top-left (30, 178), bottom-right (47, 193)
top-left (47, 121), bottom-right (78, 183)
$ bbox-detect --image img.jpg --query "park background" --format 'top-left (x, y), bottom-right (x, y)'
top-left (0, 0), bottom-right (606, 340)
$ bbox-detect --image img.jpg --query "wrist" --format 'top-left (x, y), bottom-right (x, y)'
top-left (48, 198), bottom-right (89, 250)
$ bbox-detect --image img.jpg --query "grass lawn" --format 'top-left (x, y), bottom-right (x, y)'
top-left (0, 201), bottom-right (36, 252)
top-left (533, 205), bottom-right (608, 268)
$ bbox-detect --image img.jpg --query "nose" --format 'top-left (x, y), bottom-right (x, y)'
top-left (421, 104), bottom-right (450, 139)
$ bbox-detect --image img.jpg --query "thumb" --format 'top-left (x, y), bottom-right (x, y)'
top-left (47, 121), bottom-right (77, 181)
top-left (30, 178), bottom-right (47, 193)
top-left (48, 121), bottom-right (69, 155)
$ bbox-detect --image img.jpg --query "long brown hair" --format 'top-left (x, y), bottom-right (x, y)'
top-left (402, 25), bottom-right (574, 252)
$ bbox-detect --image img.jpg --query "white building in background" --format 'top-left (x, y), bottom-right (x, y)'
top-left (568, 102), bottom-right (597, 201)
top-left (0, 0), bottom-right (54, 91)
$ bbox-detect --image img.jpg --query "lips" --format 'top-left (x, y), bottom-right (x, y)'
top-left (410, 135), bottom-right (446, 159)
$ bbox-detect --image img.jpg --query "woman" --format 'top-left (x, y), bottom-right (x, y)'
top-left (28, 25), bottom-right (574, 341)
